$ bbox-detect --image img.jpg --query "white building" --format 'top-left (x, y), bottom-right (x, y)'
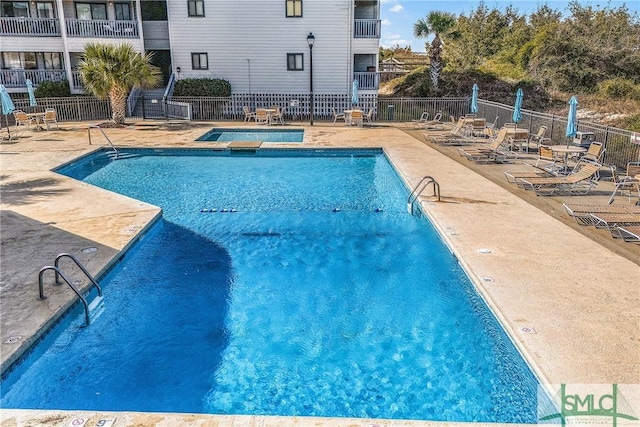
top-left (0, 0), bottom-right (380, 96)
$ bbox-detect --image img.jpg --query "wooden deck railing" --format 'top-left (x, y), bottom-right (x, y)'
top-left (354, 19), bottom-right (380, 38)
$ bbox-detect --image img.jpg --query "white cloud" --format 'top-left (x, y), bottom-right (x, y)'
top-left (381, 18), bottom-right (391, 26)
top-left (389, 4), bottom-right (404, 13)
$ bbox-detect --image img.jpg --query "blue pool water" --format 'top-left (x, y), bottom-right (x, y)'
top-left (1, 149), bottom-right (541, 422)
top-left (197, 128), bottom-right (304, 143)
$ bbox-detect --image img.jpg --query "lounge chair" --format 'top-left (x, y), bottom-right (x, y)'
top-left (520, 160), bottom-right (601, 196)
top-left (408, 111), bottom-right (429, 128)
top-left (589, 213), bottom-right (640, 239)
top-left (562, 203), bottom-right (640, 225)
top-left (615, 225), bottom-right (640, 243)
top-left (504, 145), bottom-right (562, 185)
top-left (242, 106), bottom-right (256, 122)
top-left (424, 118), bottom-right (481, 145)
top-left (608, 162), bottom-right (640, 204)
top-left (421, 111), bottom-right (444, 129)
top-left (42, 108), bottom-right (59, 130)
top-left (458, 128), bottom-right (518, 164)
top-left (332, 108), bottom-right (345, 126)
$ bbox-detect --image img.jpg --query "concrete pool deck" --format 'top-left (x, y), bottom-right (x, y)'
top-left (1, 121), bottom-right (638, 426)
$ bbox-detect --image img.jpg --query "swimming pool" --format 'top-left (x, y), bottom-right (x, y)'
top-left (197, 128), bottom-right (304, 143)
top-left (1, 149), bottom-right (541, 422)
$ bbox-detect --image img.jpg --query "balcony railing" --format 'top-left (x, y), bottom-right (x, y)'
top-left (354, 71), bottom-right (378, 90)
top-left (0, 17), bottom-right (60, 36)
top-left (72, 71), bottom-right (84, 91)
top-left (354, 19), bottom-right (380, 38)
top-left (66, 19), bottom-right (139, 38)
top-left (0, 69), bottom-right (67, 87)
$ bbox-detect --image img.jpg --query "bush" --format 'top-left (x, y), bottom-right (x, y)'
top-left (173, 78), bottom-right (232, 97)
top-left (597, 78), bottom-right (639, 100)
top-left (34, 80), bottom-right (71, 98)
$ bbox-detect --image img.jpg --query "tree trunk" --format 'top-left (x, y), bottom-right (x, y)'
top-left (110, 86), bottom-right (128, 125)
top-left (430, 36), bottom-right (443, 91)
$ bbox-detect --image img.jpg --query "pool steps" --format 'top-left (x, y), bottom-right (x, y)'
top-left (37, 253), bottom-right (103, 327)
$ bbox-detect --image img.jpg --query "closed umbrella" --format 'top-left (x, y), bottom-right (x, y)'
top-left (26, 79), bottom-right (37, 107)
top-left (566, 95), bottom-right (579, 146)
top-left (470, 83), bottom-right (478, 114)
top-left (351, 79), bottom-right (359, 106)
top-left (0, 84), bottom-right (16, 139)
top-left (512, 88), bottom-right (523, 124)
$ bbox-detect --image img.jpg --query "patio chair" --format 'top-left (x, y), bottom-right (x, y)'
top-left (270, 107), bottom-right (285, 125)
top-left (422, 111), bottom-right (444, 130)
top-left (255, 109), bottom-right (269, 125)
top-left (589, 213), bottom-right (640, 239)
top-left (364, 108), bottom-right (374, 126)
top-left (424, 118), bottom-right (472, 145)
top-left (523, 125), bottom-right (548, 153)
top-left (520, 160), bottom-right (601, 196)
top-left (332, 108), bottom-right (345, 126)
top-left (243, 106), bottom-right (256, 122)
top-left (349, 110), bottom-right (364, 127)
top-left (562, 203), bottom-right (640, 225)
top-left (608, 162), bottom-right (640, 204)
top-left (42, 108), bottom-right (59, 130)
top-left (13, 110), bottom-right (34, 128)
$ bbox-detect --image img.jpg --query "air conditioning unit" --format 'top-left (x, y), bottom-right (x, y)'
top-left (573, 131), bottom-right (595, 148)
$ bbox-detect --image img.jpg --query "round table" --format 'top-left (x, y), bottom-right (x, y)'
top-left (550, 145), bottom-right (587, 173)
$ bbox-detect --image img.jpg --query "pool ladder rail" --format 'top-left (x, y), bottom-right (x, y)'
top-left (38, 253), bottom-right (103, 326)
top-left (87, 125), bottom-right (139, 160)
top-left (407, 175), bottom-right (441, 216)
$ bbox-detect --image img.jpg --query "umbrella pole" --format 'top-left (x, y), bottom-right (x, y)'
top-left (4, 114), bottom-right (10, 138)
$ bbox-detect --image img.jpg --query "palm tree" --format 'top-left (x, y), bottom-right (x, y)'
top-left (413, 11), bottom-right (457, 92)
top-left (78, 43), bottom-right (161, 125)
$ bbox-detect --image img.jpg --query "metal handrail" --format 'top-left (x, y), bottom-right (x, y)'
top-left (38, 266), bottom-right (91, 326)
top-left (88, 124), bottom-right (119, 159)
top-left (54, 253), bottom-right (102, 297)
top-left (407, 175), bottom-right (441, 216)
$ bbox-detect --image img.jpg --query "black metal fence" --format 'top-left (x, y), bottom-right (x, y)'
top-left (9, 95), bottom-right (638, 169)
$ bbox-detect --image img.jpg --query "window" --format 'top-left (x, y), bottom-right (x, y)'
top-left (75, 2), bottom-right (107, 20)
top-left (285, 0), bottom-right (302, 17)
top-left (191, 53), bottom-right (208, 70)
top-left (1, 52), bottom-right (36, 69)
top-left (114, 2), bottom-right (131, 20)
top-left (187, 0), bottom-right (204, 17)
top-left (36, 2), bottom-right (54, 18)
top-left (141, 0), bottom-right (167, 21)
top-left (1, 1), bottom-right (29, 17)
top-left (287, 53), bottom-right (303, 71)
top-left (41, 52), bottom-right (63, 69)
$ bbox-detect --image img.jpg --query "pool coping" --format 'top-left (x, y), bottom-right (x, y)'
top-left (1, 122), bottom-right (638, 426)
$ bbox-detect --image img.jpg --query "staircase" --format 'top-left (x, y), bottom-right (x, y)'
top-left (131, 88), bottom-right (167, 119)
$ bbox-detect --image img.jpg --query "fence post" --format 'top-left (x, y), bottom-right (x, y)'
top-left (141, 96), bottom-right (146, 120)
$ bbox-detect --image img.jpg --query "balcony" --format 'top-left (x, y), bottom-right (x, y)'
top-left (354, 72), bottom-right (378, 90)
top-left (72, 71), bottom-right (85, 91)
top-left (0, 69), bottom-right (67, 87)
top-left (0, 17), bottom-right (60, 36)
top-left (66, 19), bottom-right (139, 38)
top-left (354, 19), bottom-right (380, 38)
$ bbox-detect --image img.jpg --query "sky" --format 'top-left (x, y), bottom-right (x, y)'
top-left (380, 0), bottom-right (640, 52)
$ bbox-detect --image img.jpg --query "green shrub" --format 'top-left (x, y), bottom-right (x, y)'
top-left (34, 80), bottom-right (71, 98)
top-left (597, 78), bottom-right (639, 100)
top-left (173, 78), bottom-right (232, 97)
top-left (620, 113), bottom-right (640, 132)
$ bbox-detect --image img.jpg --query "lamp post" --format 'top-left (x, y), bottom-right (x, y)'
top-left (307, 32), bottom-right (315, 125)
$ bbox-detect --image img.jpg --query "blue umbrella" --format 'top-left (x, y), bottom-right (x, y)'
top-left (26, 79), bottom-right (37, 107)
top-left (470, 83), bottom-right (478, 114)
top-left (566, 95), bottom-right (579, 140)
top-left (351, 79), bottom-right (359, 106)
top-left (512, 88), bottom-right (523, 123)
top-left (0, 84), bottom-right (16, 138)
